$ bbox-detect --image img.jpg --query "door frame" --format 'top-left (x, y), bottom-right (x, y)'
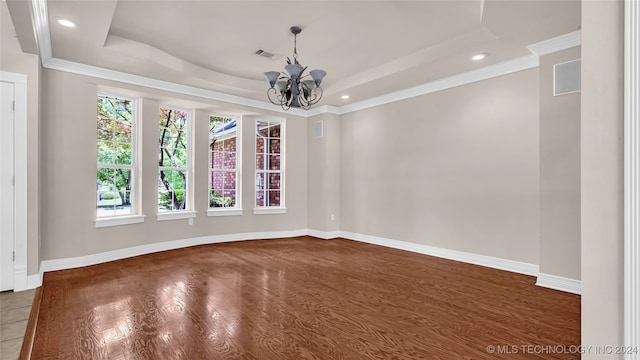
top-left (624, 0), bottom-right (640, 353)
top-left (0, 71), bottom-right (28, 291)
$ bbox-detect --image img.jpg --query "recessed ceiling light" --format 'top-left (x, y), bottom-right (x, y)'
top-left (341, 95), bottom-right (350, 100)
top-left (472, 53), bottom-right (488, 61)
top-left (57, 19), bottom-right (76, 28)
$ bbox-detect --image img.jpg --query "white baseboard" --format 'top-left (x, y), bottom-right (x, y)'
top-left (339, 231), bottom-right (582, 294)
top-left (39, 229), bottom-right (308, 275)
top-left (307, 229), bottom-right (341, 239)
top-left (339, 231), bottom-right (540, 277)
top-left (27, 274), bottom-right (42, 289)
top-left (31, 228), bottom-right (580, 296)
top-left (13, 266), bottom-right (28, 291)
top-left (536, 273), bottom-right (581, 295)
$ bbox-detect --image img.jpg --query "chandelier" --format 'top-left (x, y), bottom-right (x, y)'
top-left (263, 26), bottom-right (327, 111)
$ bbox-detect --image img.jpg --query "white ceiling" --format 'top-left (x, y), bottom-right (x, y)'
top-left (6, 0), bottom-right (580, 109)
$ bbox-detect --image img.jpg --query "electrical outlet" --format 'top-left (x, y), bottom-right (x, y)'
top-left (330, 213), bottom-right (335, 221)
top-left (188, 218), bottom-right (194, 225)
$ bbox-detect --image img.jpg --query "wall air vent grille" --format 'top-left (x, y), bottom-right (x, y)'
top-left (554, 59), bottom-right (581, 96)
top-left (314, 120), bottom-right (323, 139)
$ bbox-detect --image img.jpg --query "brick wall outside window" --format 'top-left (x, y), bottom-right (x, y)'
top-left (256, 122), bottom-right (281, 207)
top-left (210, 137), bottom-right (237, 198)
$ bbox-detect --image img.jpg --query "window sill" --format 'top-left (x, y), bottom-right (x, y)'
top-left (207, 208), bottom-right (243, 217)
top-left (157, 211), bottom-right (198, 221)
top-left (95, 215), bottom-right (146, 228)
top-left (253, 207), bottom-right (287, 215)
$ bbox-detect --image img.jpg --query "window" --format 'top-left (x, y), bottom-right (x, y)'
top-left (255, 119), bottom-right (285, 213)
top-left (209, 116), bottom-right (242, 216)
top-left (96, 94), bottom-right (138, 220)
top-left (158, 106), bottom-right (193, 218)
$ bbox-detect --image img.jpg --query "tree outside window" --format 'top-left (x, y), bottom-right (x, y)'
top-left (158, 107), bottom-right (190, 212)
top-left (96, 95), bottom-right (135, 217)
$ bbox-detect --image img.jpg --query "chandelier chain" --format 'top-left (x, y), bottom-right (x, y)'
top-left (293, 33), bottom-right (298, 60)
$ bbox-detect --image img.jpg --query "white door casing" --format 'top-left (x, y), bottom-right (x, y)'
top-left (0, 71), bottom-right (28, 292)
top-left (0, 80), bottom-right (15, 291)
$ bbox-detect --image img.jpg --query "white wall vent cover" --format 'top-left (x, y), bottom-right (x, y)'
top-left (314, 120), bottom-right (323, 139)
top-left (554, 59), bottom-right (581, 96)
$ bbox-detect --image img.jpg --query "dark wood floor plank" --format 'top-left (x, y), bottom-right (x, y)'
top-left (28, 237), bottom-right (580, 359)
top-left (19, 286), bottom-right (42, 360)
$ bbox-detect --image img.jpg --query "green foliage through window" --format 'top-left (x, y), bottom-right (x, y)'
top-left (209, 192), bottom-right (234, 207)
top-left (159, 107), bottom-right (189, 211)
top-left (97, 95), bottom-right (134, 217)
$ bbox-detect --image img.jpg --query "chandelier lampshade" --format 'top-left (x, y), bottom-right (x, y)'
top-left (263, 26), bottom-right (327, 111)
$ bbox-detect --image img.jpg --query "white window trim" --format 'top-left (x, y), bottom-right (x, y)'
top-left (207, 208), bottom-right (244, 217)
top-left (253, 207), bottom-right (287, 215)
top-left (254, 118), bottom-right (285, 211)
top-left (96, 93), bottom-right (141, 221)
top-left (208, 115), bottom-right (242, 212)
top-left (158, 105), bottom-right (194, 212)
top-left (157, 210), bottom-right (197, 221)
top-left (95, 215), bottom-right (146, 228)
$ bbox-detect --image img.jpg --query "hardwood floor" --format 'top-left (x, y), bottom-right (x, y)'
top-left (28, 237), bottom-right (580, 359)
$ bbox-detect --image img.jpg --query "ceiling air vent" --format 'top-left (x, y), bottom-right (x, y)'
top-left (255, 49), bottom-right (279, 60)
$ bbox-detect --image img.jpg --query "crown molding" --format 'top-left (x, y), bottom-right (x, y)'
top-left (28, 0), bottom-right (580, 118)
top-left (43, 57), bottom-right (310, 117)
top-left (527, 30), bottom-right (581, 57)
top-left (28, 0), bottom-right (310, 117)
top-left (305, 105), bottom-right (342, 117)
top-left (337, 54), bottom-right (539, 115)
top-left (28, 0), bottom-right (51, 65)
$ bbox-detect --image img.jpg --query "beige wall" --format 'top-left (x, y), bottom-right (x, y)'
top-left (39, 69), bottom-right (308, 261)
top-left (539, 47), bottom-right (581, 280)
top-left (1, 2), bottom-right (631, 350)
top-left (0, 2), bottom-right (40, 275)
top-left (0, 0), bottom-right (592, 291)
top-left (581, 0), bottom-right (625, 355)
top-left (339, 69), bottom-right (540, 264)
top-left (307, 113), bottom-right (341, 233)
